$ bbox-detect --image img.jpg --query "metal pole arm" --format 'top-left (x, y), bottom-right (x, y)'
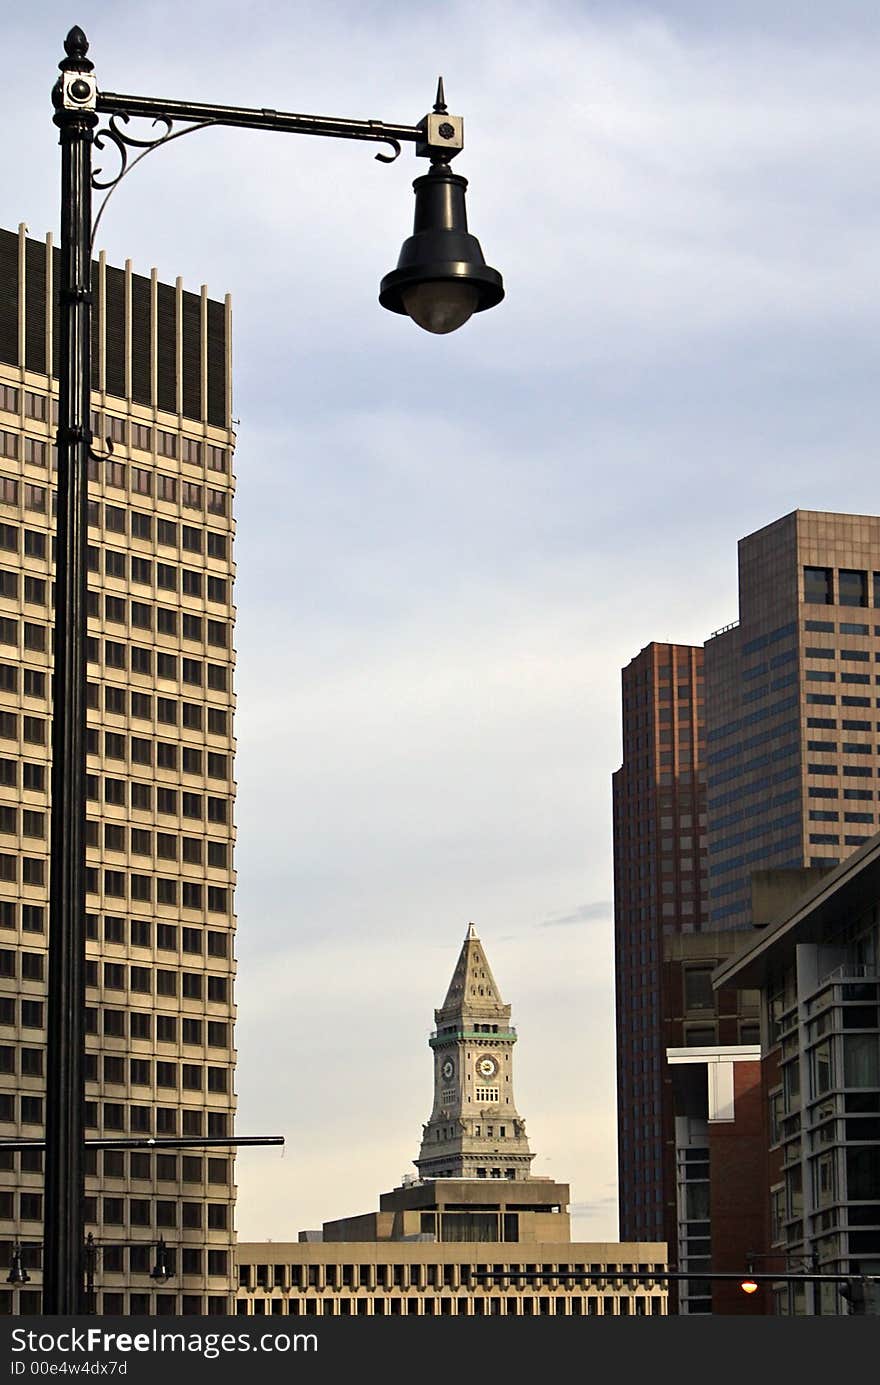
top-left (96, 90), bottom-right (426, 157)
top-left (468, 1270), bottom-right (877, 1285)
top-left (0, 1135), bottom-right (284, 1151)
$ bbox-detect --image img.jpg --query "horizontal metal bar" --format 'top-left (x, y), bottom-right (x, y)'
top-left (0, 1135), bottom-right (284, 1151)
top-left (468, 1270), bottom-right (874, 1284)
top-left (97, 91), bottom-right (422, 147)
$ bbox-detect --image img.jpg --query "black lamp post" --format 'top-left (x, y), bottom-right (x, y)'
top-left (45, 27), bottom-right (503, 1316)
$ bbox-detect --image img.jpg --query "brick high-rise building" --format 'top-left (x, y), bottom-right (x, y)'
top-left (0, 223), bottom-right (237, 1314)
top-left (612, 642), bottom-right (707, 1251)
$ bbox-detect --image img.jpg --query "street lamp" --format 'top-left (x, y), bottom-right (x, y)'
top-left (45, 26), bottom-right (504, 1316)
top-left (379, 81), bottom-right (504, 332)
top-left (6, 1244), bottom-right (31, 1286)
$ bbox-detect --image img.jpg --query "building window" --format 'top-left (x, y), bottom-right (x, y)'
top-left (804, 566), bottom-right (833, 605)
top-left (839, 569), bottom-right (868, 608)
top-left (684, 968), bottom-right (714, 1012)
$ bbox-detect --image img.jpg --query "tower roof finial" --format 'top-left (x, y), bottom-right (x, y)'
top-left (466, 921), bottom-right (477, 940)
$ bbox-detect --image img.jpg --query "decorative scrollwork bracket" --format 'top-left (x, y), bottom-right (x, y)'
top-left (91, 113), bottom-right (215, 251)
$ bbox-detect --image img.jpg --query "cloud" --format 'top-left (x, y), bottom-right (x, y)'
top-left (538, 901), bottom-right (614, 929)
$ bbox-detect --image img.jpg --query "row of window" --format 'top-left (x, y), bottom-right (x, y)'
top-left (89, 1012), bottom-right (228, 1054)
top-left (807, 718), bottom-right (879, 730)
top-left (0, 1291), bottom-right (660, 1318)
top-left (806, 671), bottom-right (877, 685)
top-left (804, 620), bottom-right (877, 636)
top-left (84, 1056), bottom-right (229, 1092)
top-left (0, 950), bottom-right (230, 1000)
top-left (1, 996), bottom-right (232, 1047)
top-left (82, 733), bottom-right (229, 777)
top-left (85, 552), bottom-right (227, 595)
top-left (0, 853), bottom-right (229, 908)
top-left (85, 778), bottom-right (229, 821)
top-left (804, 565), bottom-right (880, 609)
top-left (808, 763), bottom-right (877, 777)
top-left (0, 1093), bottom-right (229, 1136)
top-left (87, 1008), bottom-right (226, 1045)
top-left (91, 688), bottom-right (227, 732)
top-left (707, 692), bottom-right (798, 745)
top-left (0, 612), bottom-right (230, 655)
top-left (237, 1295), bottom-right (662, 1317)
top-left (83, 828), bottom-right (229, 866)
top-left (1, 1048), bottom-right (228, 1091)
top-left (809, 833), bottom-right (872, 846)
top-left (0, 587), bottom-right (230, 641)
top-left (807, 694), bottom-right (880, 708)
top-left (808, 786), bottom-right (874, 800)
top-left (91, 916), bottom-right (229, 950)
top-left (740, 621), bottom-right (797, 657)
top-left (241, 1261), bottom-right (660, 1288)
top-left (93, 874), bottom-right (229, 910)
top-left (0, 636), bottom-right (232, 698)
top-left (0, 1188), bottom-right (230, 1230)
top-left (0, 896), bottom-right (232, 940)
top-left (0, 1247), bottom-right (230, 1290)
top-left (0, 904), bottom-right (43, 932)
top-left (0, 519), bottom-right (229, 566)
top-left (707, 740), bottom-right (800, 791)
top-left (0, 682), bottom-right (228, 737)
top-left (0, 390), bottom-right (229, 469)
top-left (807, 741), bottom-right (880, 753)
top-left (706, 714), bottom-right (799, 769)
top-left (5, 1293), bottom-right (230, 1317)
top-left (96, 643), bottom-right (229, 688)
top-left (0, 474), bottom-right (228, 521)
top-left (805, 646), bottom-right (878, 662)
top-left (808, 811), bottom-right (875, 822)
top-left (0, 806), bottom-right (44, 838)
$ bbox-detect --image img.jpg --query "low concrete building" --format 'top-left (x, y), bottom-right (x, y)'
top-left (234, 1237), bottom-right (667, 1316)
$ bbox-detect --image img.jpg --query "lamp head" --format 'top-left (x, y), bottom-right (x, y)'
top-left (380, 161), bottom-right (503, 333)
top-left (6, 1244), bottom-right (30, 1285)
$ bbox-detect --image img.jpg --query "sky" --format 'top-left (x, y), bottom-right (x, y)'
top-left (6, 0), bottom-right (880, 1244)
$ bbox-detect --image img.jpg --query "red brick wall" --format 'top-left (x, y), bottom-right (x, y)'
top-left (708, 1061), bottom-right (768, 1314)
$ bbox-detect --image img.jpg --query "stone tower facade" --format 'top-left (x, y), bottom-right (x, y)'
top-left (416, 923), bottom-right (534, 1181)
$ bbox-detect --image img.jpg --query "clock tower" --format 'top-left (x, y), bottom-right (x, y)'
top-left (416, 923), bottom-right (534, 1181)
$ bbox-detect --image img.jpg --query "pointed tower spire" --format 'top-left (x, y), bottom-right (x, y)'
top-left (416, 927), bottom-right (534, 1182)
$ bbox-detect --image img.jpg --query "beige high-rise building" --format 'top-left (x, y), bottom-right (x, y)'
top-left (0, 224), bottom-right (237, 1314)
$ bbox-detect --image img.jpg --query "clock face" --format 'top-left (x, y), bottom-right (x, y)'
top-left (476, 1054), bottom-right (499, 1080)
top-left (441, 1058), bottom-right (455, 1080)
